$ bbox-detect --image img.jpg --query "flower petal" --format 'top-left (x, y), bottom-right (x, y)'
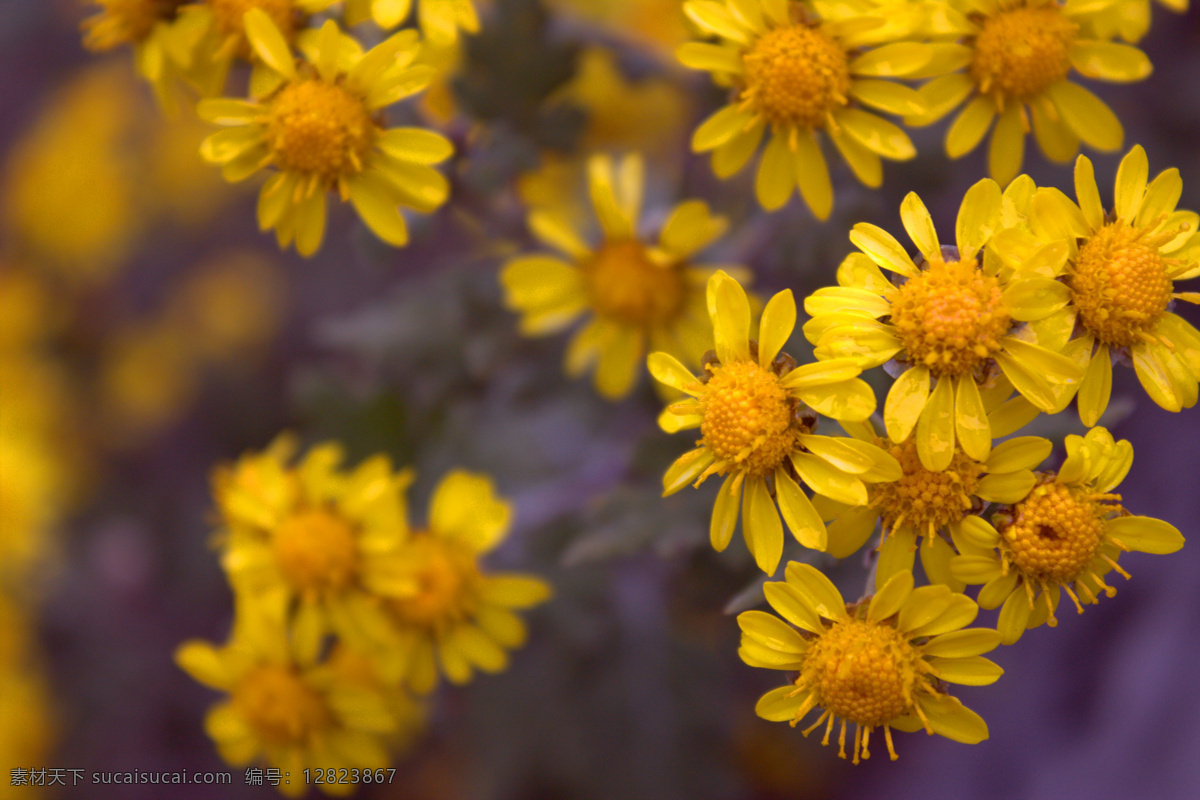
top-left (884, 366), bottom-right (930, 442)
top-left (744, 476), bottom-right (784, 574)
top-left (775, 467), bottom-right (827, 551)
top-left (710, 472), bottom-right (742, 551)
top-left (758, 290), bottom-right (797, 367)
top-left (784, 562), bottom-right (847, 620)
top-left (1105, 516), bottom-right (1184, 554)
top-left (916, 375), bottom-right (956, 472)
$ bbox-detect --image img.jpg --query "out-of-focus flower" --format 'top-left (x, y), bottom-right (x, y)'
top-left (175, 605), bottom-right (402, 797)
top-left (741, 564), bottom-right (1000, 763)
top-left (502, 153), bottom-right (746, 399)
top-left (816, 418), bottom-right (1051, 588)
top-left (804, 180), bottom-right (1082, 472)
top-left (1075, 0), bottom-right (1187, 45)
top-left (549, 0), bottom-right (691, 52)
top-left (907, 0), bottom-right (1152, 185)
top-left (950, 427), bottom-right (1185, 643)
top-left (679, 0), bottom-right (934, 217)
top-left (166, 249), bottom-right (286, 366)
top-left (144, 105), bottom-right (243, 227)
top-left (649, 271), bottom-right (897, 575)
top-left (994, 146), bottom-right (1200, 423)
top-left (198, 12), bottom-right (453, 255)
top-left (96, 321), bottom-right (197, 448)
top-left (364, 470), bottom-right (552, 694)
top-left (2, 63), bottom-right (141, 283)
top-left (344, 0), bottom-right (480, 44)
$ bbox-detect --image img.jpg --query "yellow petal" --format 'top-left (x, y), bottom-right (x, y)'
top-left (1047, 80), bottom-right (1123, 152)
top-left (1105, 516), bottom-right (1184, 554)
top-left (1069, 42), bottom-right (1152, 83)
top-left (755, 686), bottom-right (810, 721)
top-left (920, 536), bottom-right (964, 592)
top-left (956, 177), bottom-right (1003, 262)
top-left (1114, 144), bottom-right (1149, 222)
top-left (347, 172), bottom-right (410, 247)
top-left (1077, 346), bottom-right (1112, 426)
top-left (755, 134), bottom-right (795, 211)
top-left (244, 7), bottom-right (297, 79)
top-left (1136, 167), bottom-right (1183, 230)
top-left (900, 191), bottom-right (940, 263)
top-left (528, 209), bottom-right (590, 258)
top-left (985, 436), bottom-right (1051, 473)
top-left (954, 375), bottom-right (990, 462)
top-left (950, 554), bottom-right (1003, 584)
top-left (996, 589), bottom-right (1033, 644)
top-left (744, 476), bottom-right (784, 574)
top-left (1003, 278), bottom-right (1072, 321)
top-left (988, 102), bottom-right (1025, 187)
top-left (875, 533), bottom-right (915, 590)
top-left (676, 42), bottom-right (743, 75)
top-left (375, 127), bottom-right (454, 165)
top-left (928, 655), bottom-right (1003, 686)
top-left (792, 128), bottom-right (833, 220)
top-left (784, 562), bottom-right (846, 620)
top-left (708, 270), bottom-right (752, 363)
top-left (825, 505), bottom-right (879, 559)
top-left (850, 223), bottom-right (919, 277)
top-left (738, 610), bottom-right (808, 653)
top-left (946, 96), bottom-right (995, 159)
top-left (647, 352), bottom-right (701, 395)
top-left (775, 467), bottom-right (827, 551)
top-left (758, 290), bottom-right (796, 367)
top-left (868, 569), bottom-right (914, 621)
top-left (975, 470), bottom-right (1036, 503)
top-left (710, 472), bottom-right (742, 551)
top-left (659, 200), bottom-right (728, 258)
top-left (481, 575), bottom-right (552, 608)
top-left (1074, 154), bottom-right (1105, 231)
top-left (763, 582), bottom-right (823, 633)
top-left (916, 375), bottom-right (955, 471)
top-left (779, 358), bottom-right (862, 390)
top-left (838, 108), bottom-right (916, 161)
top-left (662, 448), bottom-right (715, 496)
top-left (1132, 343), bottom-right (1184, 412)
top-left (829, 125), bottom-right (883, 188)
top-left (796, 378), bottom-right (877, 422)
top-left (921, 628), bottom-right (1000, 658)
top-left (587, 154), bottom-right (634, 239)
top-left (897, 584), bottom-right (955, 633)
top-left (884, 365), bottom-right (930, 442)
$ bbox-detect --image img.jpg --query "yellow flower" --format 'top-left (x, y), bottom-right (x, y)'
top-left (175, 607), bottom-right (400, 797)
top-left (501, 153), bottom-right (746, 399)
top-left (993, 146), bottom-right (1200, 423)
top-left (649, 271), bottom-right (898, 575)
top-left (950, 427), bottom-right (1185, 644)
top-left (907, 0), bottom-right (1153, 185)
top-left (804, 180), bottom-right (1082, 473)
top-left (679, 0), bottom-right (934, 217)
top-left (1075, 0), bottom-right (1187, 45)
top-left (214, 436), bottom-right (413, 660)
top-left (344, 0), bottom-right (480, 44)
top-left (817, 417), bottom-right (1052, 585)
top-left (198, 10), bottom-right (453, 255)
top-left (363, 470), bottom-right (552, 694)
top-left (741, 564), bottom-right (1000, 763)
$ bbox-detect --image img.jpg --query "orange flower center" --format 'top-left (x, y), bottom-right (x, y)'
top-left (800, 617), bottom-right (917, 728)
top-left (870, 439), bottom-right (982, 542)
top-left (387, 534), bottom-right (481, 627)
top-left (700, 360), bottom-right (800, 477)
top-left (741, 24), bottom-right (850, 130)
top-left (888, 258), bottom-right (1011, 377)
top-left (266, 79), bottom-right (377, 185)
top-left (82, 0), bottom-right (185, 50)
top-left (272, 509), bottom-right (359, 594)
top-left (1000, 481), bottom-right (1116, 584)
top-left (232, 665), bottom-right (331, 744)
top-left (582, 241), bottom-right (686, 326)
top-left (1067, 222), bottom-right (1173, 347)
top-left (969, 6), bottom-right (1076, 101)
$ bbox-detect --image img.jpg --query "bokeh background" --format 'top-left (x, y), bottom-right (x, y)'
top-left (2, 1), bottom-right (1199, 798)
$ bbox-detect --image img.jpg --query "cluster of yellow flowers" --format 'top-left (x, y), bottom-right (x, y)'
top-left (650, 144), bottom-right (1193, 762)
top-left (175, 436), bottom-right (550, 791)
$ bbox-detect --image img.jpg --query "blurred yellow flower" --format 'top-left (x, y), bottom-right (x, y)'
top-left (344, 0), bottom-right (480, 44)
top-left (907, 0), bottom-right (1153, 185)
top-left (198, 12), bottom-right (454, 255)
top-left (503, 153), bottom-right (747, 399)
top-left (994, 146), bottom-right (1200, 423)
top-left (804, 180), bottom-right (1082, 472)
top-left (650, 272), bottom-right (897, 575)
top-left (742, 564), bottom-right (1000, 763)
top-left (950, 427), bottom-right (1185, 643)
top-left (548, 0), bottom-right (691, 51)
top-left (679, 0), bottom-right (934, 217)
top-left (1075, 0), bottom-right (1187, 45)
top-left (97, 321), bottom-right (198, 448)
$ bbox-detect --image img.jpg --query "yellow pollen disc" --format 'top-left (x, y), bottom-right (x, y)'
top-left (208, 0), bottom-right (298, 55)
top-left (266, 79), bottom-right (377, 186)
top-left (271, 509), bottom-right (359, 594)
top-left (1000, 481), bottom-right (1116, 584)
top-left (800, 618), bottom-right (917, 728)
top-left (1067, 223), bottom-right (1173, 348)
top-left (232, 665), bottom-right (331, 744)
top-left (700, 360), bottom-right (798, 477)
top-left (388, 534), bottom-right (481, 627)
top-left (871, 439), bottom-right (982, 542)
top-left (969, 6), bottom-right (1076, 101)
top-left (888, 258), bottom-right (1011, 376)
top-left (82, 0), bottom-right (183, 50)
top-left (582, 241), bottom-right (686, 326)
top-left (741, 24), bottom-right (850, 130)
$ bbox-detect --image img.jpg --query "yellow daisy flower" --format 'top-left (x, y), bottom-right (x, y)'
top-left (994, 146), bottom-right (1200, 424)
top-left (804, 180), bottom-right (1082, 473)
top-left (344, 0), bottom-right (480, 44)
top-left (1075, 0), bottom-right (1188, 45)
top-left (678, 0), bottom-right (935, 218)
top-left (176, 607), bottom-right (400, 797)
top-left (501, 153), bottom-right (746, 400)
top-left (949, 427), bottom-right (1185, 644)
top-left (907, 0), bottom-right (1153, 185)
top-left (197, 10), bottom-right (453, 255)
top-left (363, 470), bottom-right (552, 694)
top-left (81, 0), bottom-right (205, 109)
top-left (741, 564), bottom-right (1000, 763)
top-left (649, 271), bottom-right (899, 575)
top-left (214, 436), bottom-right (417, 661)
top-left (816, 417), bottom-right (1052, 589)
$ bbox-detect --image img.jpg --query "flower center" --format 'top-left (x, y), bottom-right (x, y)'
top-left (208, 0), bottom-right (299, 56)
top-left (969, 6), bottom-right (1076, 101)
top-left (700, 360), bottom-right (799, 477)
top-left (266, 79), bottom-right (377, 186)
top-left (582, 241), bottom-right (686, 326)
top-left (232, 665), bottom-right (331, 744)
top-left (388, 535), bottom-right (481, 627)
top-left (1066, 222), bottom-right (1173, 348)
top-left (888, 258), bottom-right (1011, 376)
top-left (271, 509), bottom-right (359, 595)
top-left (870, 438), bottom-right (982, 542)
top-left (741, 24), bottom-right (850, 130)
top-left (82, 0), bottom-right (185, 49)
top-left (999, 481), bottom-right (1116, 584)
top-left (800, 618), bottom-right (917, 728)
